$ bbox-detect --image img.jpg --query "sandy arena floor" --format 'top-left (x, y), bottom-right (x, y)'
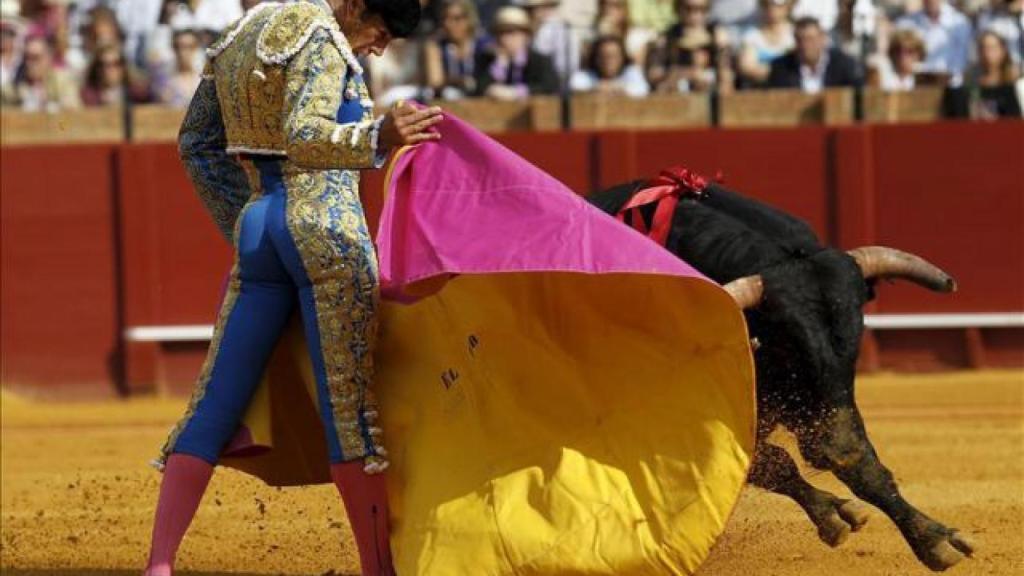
top-left (1, 371), bottom-right (1022, 576)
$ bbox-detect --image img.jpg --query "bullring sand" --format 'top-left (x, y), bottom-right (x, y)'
top-left (1, 371), bottom-right (1022, 576)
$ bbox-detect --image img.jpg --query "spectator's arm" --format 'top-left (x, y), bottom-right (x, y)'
top-left (737, 38), bottom-right (770, 84)
top-left (178, 77), bottom-right (251, 242)
top-left (282, 28), bottom-right (384, 170)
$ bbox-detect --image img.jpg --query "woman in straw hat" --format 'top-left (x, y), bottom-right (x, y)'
top-left (474, 5), bottom-right (559, 99)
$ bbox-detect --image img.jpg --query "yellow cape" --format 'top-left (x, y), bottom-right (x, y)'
top-left (221, 271), bottom-right (754, 575)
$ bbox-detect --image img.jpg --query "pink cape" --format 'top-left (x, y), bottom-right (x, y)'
top-left (376, 113), bottom-right (706, 297)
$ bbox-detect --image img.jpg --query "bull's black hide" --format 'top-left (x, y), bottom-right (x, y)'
top-left (588, 179), bottom-right (975, 572)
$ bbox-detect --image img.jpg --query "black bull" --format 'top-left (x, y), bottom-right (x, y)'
top-left (588, 177), bottom-right (976, 572)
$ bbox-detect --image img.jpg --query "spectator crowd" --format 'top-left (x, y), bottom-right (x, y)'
top-left (1, 0), bottom-right (1021, 117)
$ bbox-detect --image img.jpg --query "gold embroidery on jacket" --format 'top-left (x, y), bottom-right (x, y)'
top-left (282, 163), bottom-right (382, 461)
top-left (282, 30), bottom-right (378, 169)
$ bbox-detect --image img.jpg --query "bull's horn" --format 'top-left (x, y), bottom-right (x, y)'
top-left (847, 246), bottom-right (957, 293)
top-left (723, 275), bottom-right (764, 309)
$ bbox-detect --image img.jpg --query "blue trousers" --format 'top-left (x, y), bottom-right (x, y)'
top-left (164, 158), bottom-right (382, 467)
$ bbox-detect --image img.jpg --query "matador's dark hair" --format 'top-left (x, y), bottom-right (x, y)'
top-left (364, 0), bottom-right (422, 38)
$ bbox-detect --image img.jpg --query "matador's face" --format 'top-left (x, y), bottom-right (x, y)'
top-left (338, 1), bottom-right (394, 57)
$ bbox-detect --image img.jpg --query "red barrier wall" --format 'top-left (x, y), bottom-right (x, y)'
top-left (1, 145), bottom-right (121, 392)
top-left (2, 121), bottom-right (1021, 393)
top-left (865, 122), bottom-right (1024, 370)
top-left (118, 144), bottom-right (231, 326)
top-left (870, 122), bottom-right (1024, 313)
top-left (116, 144), bottom-right (233, 391)
top-left (496, 132), bottom-right (594, 194)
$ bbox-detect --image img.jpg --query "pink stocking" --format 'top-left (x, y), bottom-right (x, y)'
top-left (330, 461), bottom-right (395, 576)
top-left (143, 453), bottom-right (214, 576)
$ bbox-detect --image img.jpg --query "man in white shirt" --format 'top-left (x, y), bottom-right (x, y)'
top-left (896, 0), bottom-right (973, 85)
top-left (799, 46), bottom-right (829, 92)
top-left (767, 17), bottom-right (858, 92)
top-left (517, 0), bottom-right (580, 84)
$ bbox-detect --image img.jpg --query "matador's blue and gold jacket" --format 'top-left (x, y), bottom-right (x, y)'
top-left (161, 0), bottom-right (391, 480)
top-left (178, 0), bottom-right (385, 240)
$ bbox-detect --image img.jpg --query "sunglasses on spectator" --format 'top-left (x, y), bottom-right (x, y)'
top-left (445, 11), bottom-right (468, 22)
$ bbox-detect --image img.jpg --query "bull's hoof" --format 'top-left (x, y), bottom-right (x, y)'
top-left (816, 512), bottom-right (851, 547)
top-left (813, 499), bottom-right (869, 547)
top-left (918, 530), bottom-right (977, 572)
top-left (837, 500), bottom-right (870, 532)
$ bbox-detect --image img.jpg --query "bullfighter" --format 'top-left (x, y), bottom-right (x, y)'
top-left (142, 0), bottom-right (442, 574)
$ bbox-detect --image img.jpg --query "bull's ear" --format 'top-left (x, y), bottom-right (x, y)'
top-left (864, 278), bottom-right (879, 302)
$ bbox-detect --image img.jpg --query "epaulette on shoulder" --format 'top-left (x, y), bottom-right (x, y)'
top-left (255, 1), bottom-right (363, 75)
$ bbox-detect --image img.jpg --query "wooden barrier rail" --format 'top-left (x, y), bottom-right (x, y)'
top-left (131, 105), bottom-right (186, 143)
top-left (862, 87), bottom-right (946, 124)
top-left (719, 89), bottom-right (825, 127)
top-left (0, 88), bottom-right (998, 146)
top-left (432, 96), bottom-right (562, 132)
top-left (571, 93), bottom-right (710, 129)
top-left (0, 107), bottom-right (124, 145)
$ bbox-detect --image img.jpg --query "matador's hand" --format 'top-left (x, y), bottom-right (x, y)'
top-left (380, 102), bottom-right (443, 149)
